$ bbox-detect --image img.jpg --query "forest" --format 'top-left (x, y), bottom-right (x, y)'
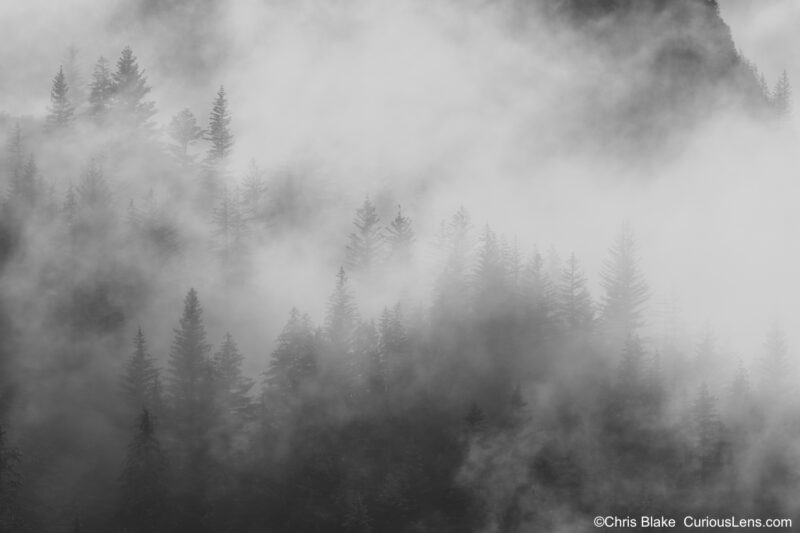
top-left (0, 0), bottom-right (798, 532)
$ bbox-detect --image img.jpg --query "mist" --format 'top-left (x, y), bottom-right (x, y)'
top-left (0, 0), bottom-right (797, 531)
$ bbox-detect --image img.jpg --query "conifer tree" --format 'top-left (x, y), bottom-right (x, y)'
top-left (122, 327), bottom-right (161, 414)
top-left (167, 109), bottom-right (204, 164)
top-left (772, 70), bottom-right (792, 119)
top-left (205, 86), bottom-right (233, 167)
top-left (167, 288), bottom-right (213, 428)
top-left (4, 123), bottom-right (23, 186)
top-left (599, 224), bottom-right (649, 343)
top-left (212, 333), bottom-right (254, 418)
top-left (346, 196), bottom-right (383, 273)
top-left (378, 304), bottom-right (411, 386)
top-left (434, 207), bottom-right (473, 315)
top-left (692, 384), bottom-right (723, 480)
top-left (354, 319), bottom-right (382, 395)
top-left (212, 185), bottom-right (247, 265)
top-left (473, 224), bottom-right (506, 310)
top-left (240, 160), bottom-right (268, 224)
top-left (63, 45), bottom-right (86, 107)
top-left (385, 205), bottom-right (414, 263)
top-left (63, 183), bottom-right (77, 226)
top-left (556, 253), bottom-right (594, 331)
top-left (10, 154), bottom-right (39, 208)
top-left (264, 308), bottom-right (318, 398)
top-left (118, 409), bottom-right (167, 533)
top-left (111, 46), bottom-right (156, 130)
top-left (45, 66), bottom-right (74, 131)
top-left (76, 158), bottom-right (111, 211)
top-left (761, 324), bottom-right (788, 394)
top-left (325, 267), bottom-right (359, 355)
top-left (88, 57), bottom-right (114, 121)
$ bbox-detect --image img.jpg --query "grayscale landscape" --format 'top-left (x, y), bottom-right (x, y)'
top-left (0, 0), bottom-right (797, 531)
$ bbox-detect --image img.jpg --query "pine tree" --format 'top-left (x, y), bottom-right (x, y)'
top-left (45, 66), bottom-right (74, 131)
top-left (434, 207), bottom-right (473, 315)
top-left (599, 224), bottom-right (649, 343)
top-left (88, 57), bottom-right (114, 121)
top-left (378, 304), bottom-right (411, 386)
top-left (213, 333), bottom-right (254, 418)
top-left (4, 123), bottom-right (23, 186)
top-left (384, 205), bottom-right (414, 263)
top-left (122, 327), bottom-right (161, 414)
top-left (325, 267), bottom-right (359, 355)
top-left (346, 196), bottom-right (383, 273)
top-left (167, 288), bottom-right (212, 421)
top-left (76, 158), bottom-right (111, 211)
top-left (343, 491), bottom-right (372, 533)
top-left (118, 409), bottom-right (167, 533)
top-left (772, 70), bottom-right (792, 119)
top-left (264, 308), bottom-right (318, 398)
top-left (556, 253), bottom-right (594, 331)
top-left (63, 183), bottom-right (77, 226)
top-left (111, 46), bottom-right (156, 130)
top-left (240, 160), bottom-right (268, 224)
top-left (692, 384), bottom-right (723, 480)
top-left (473, 224), bottom-right (506, 310)
top-left (167, 109), bottom-right (204, 165)
top-left (761, 324), bottom-right (789, 395)
top-left (205, 86), bottom-right (233, 167)
top-left (211, 185), bottom-right (247, 265)
top-left (354, 319), bottom-right (382, 395)
top-left (63, 45), bottom-right (86, 107)
top-left (10, 154), bottom-right (39, 208)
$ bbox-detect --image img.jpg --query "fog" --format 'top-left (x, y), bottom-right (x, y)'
top-left (0, 0), bottom-right (797, 531)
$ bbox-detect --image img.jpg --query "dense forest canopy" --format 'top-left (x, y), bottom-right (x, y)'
top-left (0, 0), bottom-right (798, 531)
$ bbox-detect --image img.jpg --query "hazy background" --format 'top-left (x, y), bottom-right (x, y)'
top-left (0, 0), bottom-right (796, 371)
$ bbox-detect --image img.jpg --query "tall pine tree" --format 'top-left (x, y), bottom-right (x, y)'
top-left (346, 196), bottom-right (383, 273)
top-left (205, 86), bottom-right (233, 167)
top-left (111, 46), bottom-right (156, 131)
top-left (45, 66), bottom-right (74, 131)
top-left (118, 409), bottom-right (167, 533)
top-left (599, 224), bottom-right (649, 344)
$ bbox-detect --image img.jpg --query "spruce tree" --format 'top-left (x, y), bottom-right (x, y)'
top-left (761, 324), bottom-right (788, 395)
top-left (111, 46), bottom-right (156, 130)
top-left (205, 86), bottom-right (233, 167)
top-left (4, 123), bottom-right (23, 186)
top-left (88, 57), bottom-right (114, 121)
top-left (212, 333), bottom-right (254, 418)
top-left (63, 45), bottom-right (86, 107)
top-left (76, 158), bottom-right (111, 211)
top-left (599, 224), bottom-right (649, 343)
top-left (473, 224), bottom-right (506, 310)
top-left (10, 154), bottom-right (39, 208)
top-left (167, 108), bottom-right (204, 165)
top-left (264, 308), bottom-right (317, 398)
top-left (118, 409), bottom-right (167, 533)
top-left (240, 161), bottom-right (268, 224)
top-left (211, 185), bottom-right (247, 264)
top-left (384, 205), bottom-right (414, 263)
top-left (556, 253), bottom-right (594, 331)
top-left (692, 384), bottom-right (723, 480)
top-left (346, 196), bottom-right (383, 273)
top-left (45, 66), bottom-right (74, 131)
top-left (434, 207), bottom-right (473, 316)
top-left (772, 70), bottom-right (792, 119)
top-left (325, 267), bottom-right (358, 355)
top-left (122, 327), bottom-right (161, 414)
top-left (168, 288), bottom-right (212, 418)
